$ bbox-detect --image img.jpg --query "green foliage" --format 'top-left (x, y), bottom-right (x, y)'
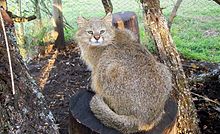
top-left (31, 27), bottom-right (47, 46)
top-left (19, 19), bottom-right (54, 59)
top-left (64, 28), bottom-right (75, 42)
top-left (25, 24), bottom-right (50, 48)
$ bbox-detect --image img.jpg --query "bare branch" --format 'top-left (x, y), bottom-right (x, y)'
top-left (192, 92), bottom-right (220, 106)
top-left (168, 0), bottom-right (183, 29)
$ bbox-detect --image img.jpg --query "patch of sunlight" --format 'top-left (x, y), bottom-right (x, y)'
top-left (39, 49), bottom-right (58, 89)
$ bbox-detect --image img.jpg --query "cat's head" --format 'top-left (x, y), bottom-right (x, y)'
top-left (76, 13), bottom-right (114, 47)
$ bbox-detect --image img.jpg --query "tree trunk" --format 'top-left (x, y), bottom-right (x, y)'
top-left (141, 0), bottom-right (200, 133)
top-left (0, 8), bottom-right (59, 134)
top-left (53, 0), bottom-right (65, 49)
top-left (101, 0), bottom-right (113, 14)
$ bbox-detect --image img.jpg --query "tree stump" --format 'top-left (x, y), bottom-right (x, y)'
top-left (69, 90), bottom-right (178, 134)
top-left (112, 11), bottom-right (140, 43)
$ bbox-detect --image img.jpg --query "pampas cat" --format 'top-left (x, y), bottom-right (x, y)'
top-left (75, 13), bottom-right (172, 133)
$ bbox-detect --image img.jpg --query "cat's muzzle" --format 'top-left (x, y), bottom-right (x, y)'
top-left (90, 37), bottom-right (104, 46)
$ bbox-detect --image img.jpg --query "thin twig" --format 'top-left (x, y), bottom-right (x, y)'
top-left (191, 92), bottom-right (220, 106)
top-left (40, 1), bottom-right (73, 30)
top-left (0, 9), bottom-right (15, 95)
top-left (168, 0), bottom-right (183, 29)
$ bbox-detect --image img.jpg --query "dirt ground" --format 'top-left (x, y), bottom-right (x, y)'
top-left (27, 43), bottom-right (220, 134)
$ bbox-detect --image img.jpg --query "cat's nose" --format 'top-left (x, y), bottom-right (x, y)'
top-left (94, 35), bottom-right (100, 40)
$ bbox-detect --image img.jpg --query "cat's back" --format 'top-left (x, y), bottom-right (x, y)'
top-left (95, 29), bottom-right (172, 121)
top-left (97, 29), bottom-right (171, 92)
top-left (99, 29), bottom-right (155, 71)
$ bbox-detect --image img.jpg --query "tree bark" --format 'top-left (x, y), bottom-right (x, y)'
top-left (101, 0), bottom-right (113, 14)
top-left (0, 9), bottom-right (59, 134)
top-left (53, 0), bottom-right (65, 49)
top-left (141, 0), bottom-right (200, 133)
top-left (168, 0), bottom-right (183, 29)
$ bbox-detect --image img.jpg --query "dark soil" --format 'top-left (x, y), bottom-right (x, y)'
top-left (27, 43), bottom-right (220, 134)
top-left (182, 60), bottom-right (220, 133)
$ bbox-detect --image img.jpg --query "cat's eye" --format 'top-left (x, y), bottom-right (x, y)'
top-left (87, 31), bottom-right (93, 34)
top-left (100, 30), bottom-right (105, 34)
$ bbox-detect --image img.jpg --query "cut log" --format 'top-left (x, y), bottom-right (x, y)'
top-left (69, 90), bottom-right (178, 134)
top-left (112, 11), bottom-right (140, 43)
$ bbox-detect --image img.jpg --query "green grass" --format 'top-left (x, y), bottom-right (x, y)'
top-left (171, 15), bottom-right (220, 62)
top-left (161, 0), bottom-right (220, 62)
top-left (60, 0), bottom-right (220, 62)
top-left (9, 0), bottom-right (219, 62)
top-left (62, 0), bottom-right (220, 62)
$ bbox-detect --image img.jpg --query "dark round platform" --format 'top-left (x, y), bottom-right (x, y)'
top-left (69, 90), bottom-right (178, 134)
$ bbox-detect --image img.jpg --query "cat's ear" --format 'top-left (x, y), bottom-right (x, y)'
top-left (77, 16), bottom-right (87, 28)
top-left (102, 13), bottom-right (112, 26)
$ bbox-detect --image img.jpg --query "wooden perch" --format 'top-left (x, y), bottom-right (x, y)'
top-left (112, 11), bottom-right (140, 43)
top-left (68, 90), bottom-right (178, 134)
top-left (0, 8), bottom-right (36, 24)
top-left (6, 10), bottom-right (36, 23)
